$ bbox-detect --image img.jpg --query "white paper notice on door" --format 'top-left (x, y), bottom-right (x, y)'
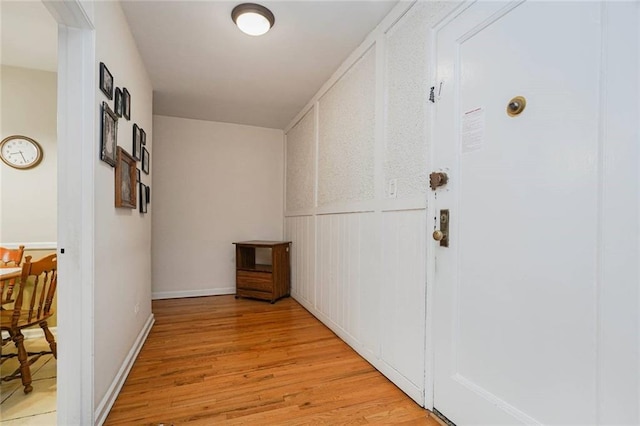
top-left (461, 107), bottom-right (485, 153)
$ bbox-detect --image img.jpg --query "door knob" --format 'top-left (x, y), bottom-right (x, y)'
top-left (433, 209), bottom-right (449, 247)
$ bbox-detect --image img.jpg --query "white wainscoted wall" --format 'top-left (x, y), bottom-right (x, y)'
top-left (151, 116), bottom-right (284, 300)
top-left (284, 1), bottom-right (458, 405)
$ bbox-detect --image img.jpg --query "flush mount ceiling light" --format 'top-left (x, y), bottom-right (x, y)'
top-left (231, 3), bottom-right (275, 36)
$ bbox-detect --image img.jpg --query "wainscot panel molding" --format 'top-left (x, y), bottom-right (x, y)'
top-left (284, 0), bottom-right (461, 407)
top-left (285, 216), bottom-right (316, 306)
top-left (292, 293), bottom-right (424, 403)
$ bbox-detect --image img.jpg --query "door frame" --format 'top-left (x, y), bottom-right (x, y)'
top-left (42, 1), bottom-right (96, 424)
top-left (424, 1), bottom-right (472, 411)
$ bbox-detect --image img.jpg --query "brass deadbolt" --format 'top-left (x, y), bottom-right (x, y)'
top-left (429, 172), bottom-right (449, 190)
top-left (507, 96), bottom-right (526, 117)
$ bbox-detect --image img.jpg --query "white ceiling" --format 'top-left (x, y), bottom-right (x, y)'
top-left (0, 1), bottom-right (398, 129)
top-left (121, 1), bottom-right (399, 129)
top-left (1, 0), bottom-right (58, 72)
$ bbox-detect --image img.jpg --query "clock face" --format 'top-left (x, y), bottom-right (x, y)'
top-left (0, 136), bottom-right (43, 169)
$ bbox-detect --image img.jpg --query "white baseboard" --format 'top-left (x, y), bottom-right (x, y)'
top-left (1, 327), bottom-right (57, 341)
top-left (94, 313), bottom-right (155, 426)
top-left (291, 292), bottom-right (424, 406)
top-left (152, 287), bottom-right (235, 300)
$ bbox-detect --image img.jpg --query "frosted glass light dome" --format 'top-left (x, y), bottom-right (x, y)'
top-left (232, 3), bottom-right (275, 36)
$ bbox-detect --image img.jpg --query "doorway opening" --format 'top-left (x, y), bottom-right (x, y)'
top-left (1, 1), bottom-right (59, 422)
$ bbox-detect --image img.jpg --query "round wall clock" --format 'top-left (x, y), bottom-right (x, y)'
top-left (0, 135), bottom-right (44, 170)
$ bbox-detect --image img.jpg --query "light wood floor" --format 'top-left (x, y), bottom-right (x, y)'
top-left (105, 295), bottom-right (440, 425)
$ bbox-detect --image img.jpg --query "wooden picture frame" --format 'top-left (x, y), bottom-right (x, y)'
top-left (115, 147), bottom-right (137, 209)
top-left (114, 87), bottom-right (123, 117)
top-left (123, 88), bottom-right (131, 120)
top-left (99, 62), bottom-right (113, 100)
top-left (132, 124), bottom-right (142, 160)
top-left (100, 102), bottom-right (118, 167)
top-left (139, 182), bottom-right (148, 213)
top-left (142, 147), bottom-right (150, 174)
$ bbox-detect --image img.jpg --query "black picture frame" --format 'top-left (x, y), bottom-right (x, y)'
top-left (141, 128), bottom-right (146, 145)
top-left (99, 62), bottom-right (113, 100)
top-left (114, 87), bottom-right (123, 117)
top-left (145, 185), bottom-right (151, 203)
top-left (132, 124), bottom-right (142, 160)
top-left (123, 88), bottom-right (131, 120)
top-left (142, 147), bottom-right (150, 174)
top-left (100, 102), bottom-right (118, 167)
top-left (139, 183), bottom-right (148, 213)
top-left (137, 168), bottom-right (141, 183)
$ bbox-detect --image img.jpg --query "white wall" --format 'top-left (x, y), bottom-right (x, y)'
top-left (284, 1), bottom-right (457, 405)
top-left (151, 115), bottom-right (284, 299)
top-left (0, 65), bottom-right (57, 244)
top-left (92, 1), bottom-right (154, 418)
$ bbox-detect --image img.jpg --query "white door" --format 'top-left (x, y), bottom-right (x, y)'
top-left (432, 1), bottom-right (639, 425)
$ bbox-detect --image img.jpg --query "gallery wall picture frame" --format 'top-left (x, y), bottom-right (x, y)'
top-left (100, 102), bottom-right (118, 167)
top-left (132, 124), bottom-right (142, 160)
top-left (139, 182), bottom-right (148, 213)
top-left (114, 87), bottom-right (123, 117)
top-left (115, 147), bottom-right (137, 209)
top-left (123, 88), bottom-right (131, 120)
top-left (137, 168), bottom-right (141, 183)
top-left (99, 62), bottom-right (113, 100)
top-left (141, 128), bottom-right (146, 145)
top-left (145, 185), bottom-right (150, 203)
top-left (142, 147), bottom-right (150, 174)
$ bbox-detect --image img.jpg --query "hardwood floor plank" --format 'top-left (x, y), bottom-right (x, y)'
top-left (104, 296), bottom-right (438, 425)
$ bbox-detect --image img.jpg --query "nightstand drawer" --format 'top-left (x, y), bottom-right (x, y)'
top-left (237, 270), bottom-right (272, 292)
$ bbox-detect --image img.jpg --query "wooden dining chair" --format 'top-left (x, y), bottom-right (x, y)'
top-left (0, 245), bottom-right (24, 266)
top-left (0, 245), bottom-right (25, 304)
top-left (0, 254), bottom-right (57, 394)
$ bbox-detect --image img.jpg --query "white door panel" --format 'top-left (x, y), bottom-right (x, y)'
top-left (432, 1), bottom-right (626, 424)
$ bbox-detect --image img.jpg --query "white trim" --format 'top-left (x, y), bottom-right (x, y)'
top-left (43, 0), bottom-right (92, 29)
top-left (46, 1), bottom-right (97, 424)
top-left (152, 287), bottom-right (235, 300)
top-left (94, 313), bottom-right (155, 426)
top-left (1, 242), bottom-right (57, 250)
top-left (424, 1), bottom-right (474, 412)
top-left (282, 131), bottom-right (287, 239)
top-left (452, 373), bottom-right (542, 425)
top-left (292, 293), bottom-right (423, 403)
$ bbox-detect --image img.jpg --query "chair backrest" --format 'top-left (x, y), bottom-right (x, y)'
top-left (0, 245), bottom-right (25, 267)
top-left (6, 254), bottom-right (57, 329)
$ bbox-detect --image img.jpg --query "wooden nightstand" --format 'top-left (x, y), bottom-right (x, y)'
top-left (233, 240), bottom-right (291, 303)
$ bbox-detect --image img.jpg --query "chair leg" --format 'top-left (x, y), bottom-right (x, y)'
top-left (12, 331), bottom-right (33, 394)
top-left (39, 320), bottom-right (57, 359)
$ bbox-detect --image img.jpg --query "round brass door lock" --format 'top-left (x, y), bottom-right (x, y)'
top-left (432, 230), bottom-right (445, 241)
top-left (507, 96), bottom-right (526, 117)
